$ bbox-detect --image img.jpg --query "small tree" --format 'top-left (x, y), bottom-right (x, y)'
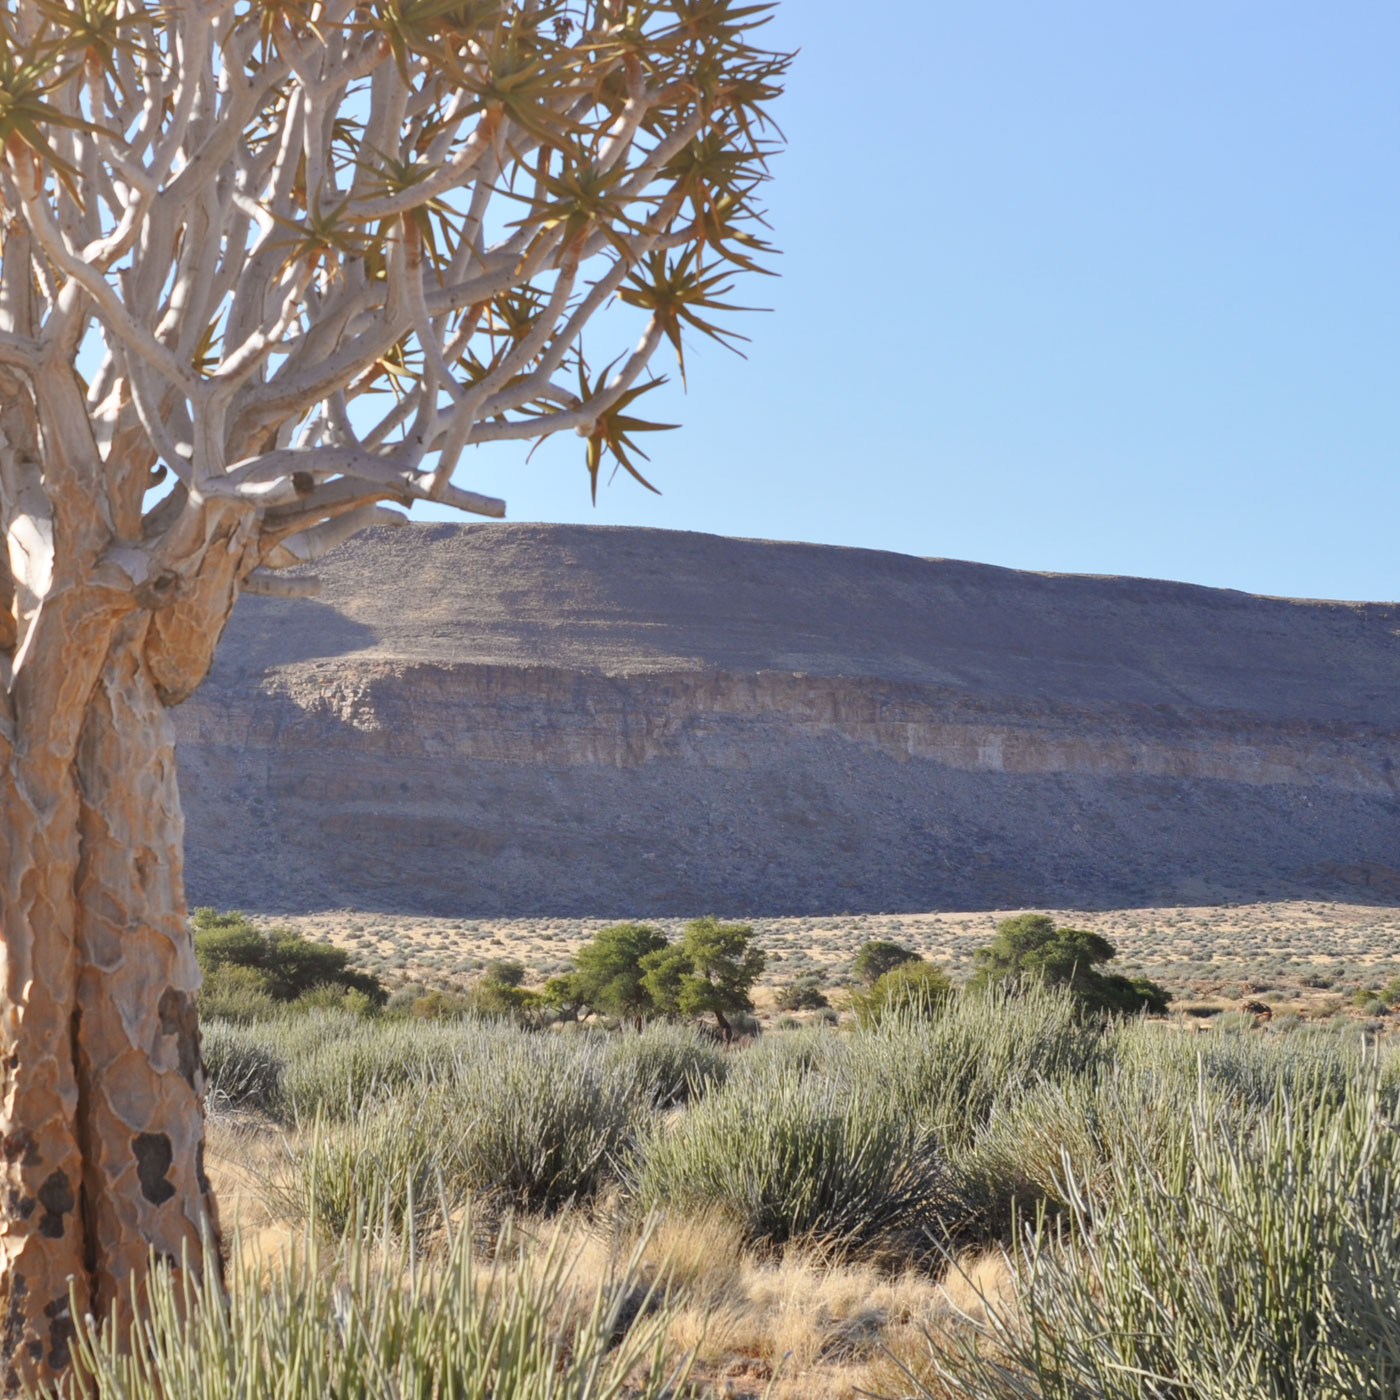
top-left (851, 939), bottom-right (920, 986)
top-left (852, 960), bottom-right (952, 1028)
top-left (0, 2), bottom-right (786, 1373)
top-left (969, 914), bottom-right (1170, 1016)
top-left (567, 922), bottom-right (670, 1028)
top-left (642, 916), bottom-right (765, 1042)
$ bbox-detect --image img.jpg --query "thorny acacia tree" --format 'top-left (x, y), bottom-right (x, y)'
top-left (0, 0), bottom-right (785, 1383)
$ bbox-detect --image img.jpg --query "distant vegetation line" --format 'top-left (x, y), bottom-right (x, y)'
top-left (193, 907), bottom-right (1171, 1031)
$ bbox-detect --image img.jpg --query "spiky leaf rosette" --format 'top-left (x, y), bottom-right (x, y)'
top-left (0, 0), bottom-right (788, 598)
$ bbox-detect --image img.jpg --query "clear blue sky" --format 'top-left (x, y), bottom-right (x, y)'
top-left (435, 1), bottom-right (1399, 602)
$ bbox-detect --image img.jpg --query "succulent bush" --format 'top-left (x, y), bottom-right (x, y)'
top-left (633, 1056), bottom-right (953, 1257)
top-left (61, 1215), bottom-right (687, 1400)
top-left (918, 1072), bottom-right (1400, 1400)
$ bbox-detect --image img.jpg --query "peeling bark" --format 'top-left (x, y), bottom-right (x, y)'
top-left (0, 767), bottom-right (89, 1392)
top-left (74, 615), bottom-right (222, 1328)
top-left (0, 416), bottom-right (134, 1386)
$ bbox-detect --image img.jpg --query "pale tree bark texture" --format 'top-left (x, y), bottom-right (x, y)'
top-left (0, 0), bottom-right (785, 1385)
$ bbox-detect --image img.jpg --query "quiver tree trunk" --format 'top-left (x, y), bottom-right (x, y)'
top-left (0, 706), bottom-right (90, 1387)
top-left (0, 408), bottom-right (247, 1387)
top-left (73, 614), bottom-right (222, 1327)
top-left (0, 0), bottom-right (786, 1384)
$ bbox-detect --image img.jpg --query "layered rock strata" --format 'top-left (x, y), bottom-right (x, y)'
top-left (174, 523), bottom-right (1400, 914)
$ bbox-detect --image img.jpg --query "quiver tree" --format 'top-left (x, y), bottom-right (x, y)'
top-left (0, 0), bottom-right (785, 1383)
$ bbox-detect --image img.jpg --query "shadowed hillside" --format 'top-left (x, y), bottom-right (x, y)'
top-left (175, 523), bottom-right (1400, 915)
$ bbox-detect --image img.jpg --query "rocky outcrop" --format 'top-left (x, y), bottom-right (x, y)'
top-left (174, 523), bottom-right (1400, 914)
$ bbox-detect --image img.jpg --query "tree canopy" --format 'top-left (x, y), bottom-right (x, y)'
top-left (191, 907), bottom-right (386, 1005)
top-left (0, 0), bottom-right (789, 612)
top-left (641, 915), bottom-right (765, 1041)
top-left (850, 939), bottom-right (921, 987)
top-left (565, 921), bottom-right (670, 1024)
top-left (969, 914), bottom-right (1170, 1016)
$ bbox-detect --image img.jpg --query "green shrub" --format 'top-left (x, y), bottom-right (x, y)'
top-left (775, 973), bottom-right (829, 1011)
top-left (439, 1025), bottom-right (643, 1212)
top-left (382, 984), bottom-right (428, 1017)
top-left (192, 909), bottom-right (386, 1010)
top-left (290, 985), bottom-right (374, 1017)
top-left (732, 1024), bottom-right (847, 1084)
top-left (850, 940), bottom-right (920, 986)
top-left (956, 1064), bottom-right (1196, 1233)
top-left (483, 958), bottom-right (527, 987)
top-left (603, 1022), bottom-right (728, 1108)
top-left (919, 1074), bottom-right (1400, 1400)
top-left (284, 1101), bottom-right (443, 1238)
top-left (851, 961), bottom-right (952, 1028)
top-left (61, 1215), bottom-right (688, 1400)
top-left (410, 988), bottom-right (474, 1019)
top-left (967, 913), bottom-right (1171, 1016)
top-left (463, 979), bottom-right (543, 1023)
top-left (633, 1058), bottom-right (952, 1257)
top-left (207, 1016), bottom-right (462, 1121)
top-left (201, 1021), bottom-right (285, 1113)
top-left (197, 963), bottom-right (279, 1023)
top-left (851, 982), bottom-right (1106, 1152)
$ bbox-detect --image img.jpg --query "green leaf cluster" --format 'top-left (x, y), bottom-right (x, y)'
top-left (552, 916), bottom-right (764, 1040)
top-left (851, 960), bottom-right (953, 1029)
top-left (968, 913), bottom-right (1171, 1016)
top-left (192, 908), bottom-right (387, 1014)
top-left (850, 939), bottom-right (920, 987)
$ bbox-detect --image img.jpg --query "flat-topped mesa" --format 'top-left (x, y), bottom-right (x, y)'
top-left (175, 523), bottom-right (1400, 915)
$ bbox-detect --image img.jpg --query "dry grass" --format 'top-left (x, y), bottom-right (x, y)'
top-left (203, 1119), bottom-right (1016, 1400)
top-left (506, 1209), bottom-right (1017, 1400)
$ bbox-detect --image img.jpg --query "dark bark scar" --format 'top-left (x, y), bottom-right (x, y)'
top-left (2, 1130), bottom-right (39, 1168)
top-left (133, 1133), bottom-right (175, 1206)
top-left (157, 986), bottom-right (201, 1088)
top-left (42, 1296), bottom-right (73, 1372)
top-left (36, 1170), bottom-right (73, 1240)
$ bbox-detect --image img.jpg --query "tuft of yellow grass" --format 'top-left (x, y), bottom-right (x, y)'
top-left (502, 1205), bottom-right (1016, 1400)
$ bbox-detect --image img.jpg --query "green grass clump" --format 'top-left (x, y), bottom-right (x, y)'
top-left (633, 1056), bottom-right (951, 1257)
top-left (602, 1021), bottom-right (729, 1107)
top-left (55, 1217), bottom-right (686, 1400)
top-left (202, 1019), bottom-right (285, 1112)
top-left (272, 1021), bottom-right (647, 1223)
top-left (441, 1024), bottom-right (642, 1212)
top-left (195, 983), bottom-right (1400, 1397)
top-left (852, 982), bottom-right (1107, 1152)
top-left (280, 1101), bottom-right (444, 1238)
top-left (203, 1014), bottom-right (460, 1120)
top-left (918, 1072), bottom-right (1400, 1400)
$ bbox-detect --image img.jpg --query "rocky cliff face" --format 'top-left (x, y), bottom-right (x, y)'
top-left (174, 523), bottom-right (1400, 914)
